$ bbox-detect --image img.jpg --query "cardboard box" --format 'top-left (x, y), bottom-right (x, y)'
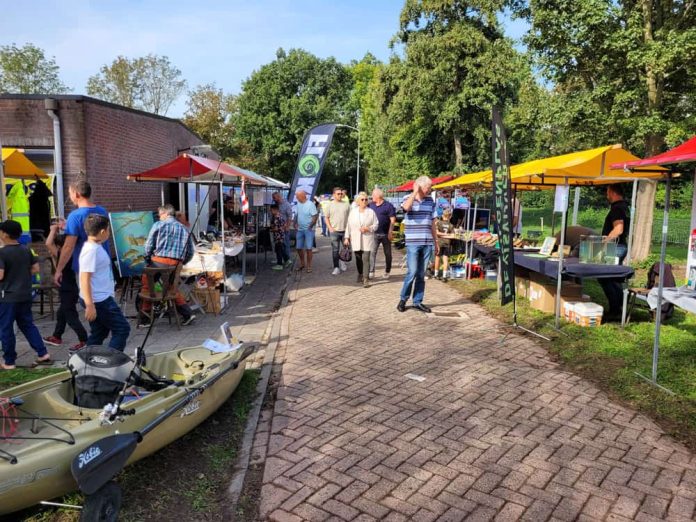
top-left (516, 277), bottom-right (530, 299)
top-left (528, 280), bottom-right (583, 314)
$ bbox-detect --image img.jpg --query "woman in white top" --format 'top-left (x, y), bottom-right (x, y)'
top-left (344, 192), bottom-right (379, 287)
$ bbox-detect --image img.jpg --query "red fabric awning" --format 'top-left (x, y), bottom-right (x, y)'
top-left (128, 154), bottom-right (266, 185)
top-left (610, 136), bottom-right (696, 169)
top-left (393, 175), bottom-right (454, 192)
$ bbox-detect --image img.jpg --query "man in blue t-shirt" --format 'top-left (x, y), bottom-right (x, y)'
top-left (294, 189), bottom-right (318, 273)
top-left (397, 176), bottom-right (439, 313)
top-left (368, 188), bottom-right (396, 279)
top-left (54, 179), bottom-right (110, 286)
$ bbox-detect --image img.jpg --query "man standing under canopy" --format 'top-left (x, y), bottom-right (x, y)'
top-left (599, 183), bottom-right (630, 322)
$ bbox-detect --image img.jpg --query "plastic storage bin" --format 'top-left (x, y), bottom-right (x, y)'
top-left (574, 302), bottom-right (603, 327)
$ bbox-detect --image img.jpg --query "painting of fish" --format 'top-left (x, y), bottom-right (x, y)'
top-left (109, 211), bottom-right (155, 277)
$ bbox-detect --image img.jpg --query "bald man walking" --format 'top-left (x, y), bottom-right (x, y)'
top-left (294, 190), bottom-right (318, 273)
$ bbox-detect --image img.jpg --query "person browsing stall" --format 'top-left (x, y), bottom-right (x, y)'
top-left (270, 204), bottom-right (289, 270)
top-left (139, 204), bottom-right (196, 327)
top-left (79, 214), bottom-right (130, 351)
top-left (272, 192), bottom-right (294, 267)
top-left (397, 176), bottom-right (439, 313)
top-left (294, 190), bottom-right (318, 273)
top-left (599, 183), bottom-right (630, 322)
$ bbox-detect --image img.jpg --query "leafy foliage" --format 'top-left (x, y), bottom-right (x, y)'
top-left (87, 54), bottom-right (186, 115)
top-left (183, 84), bottom-right (238, 160)
top-left (0, 43), bottom-right (70, 94)
top-left (361, 0), bottom-right (531, 188)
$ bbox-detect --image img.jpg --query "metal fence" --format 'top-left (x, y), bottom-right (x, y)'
top-left (653, 217), bottom-right (691, 244)
top-left (522, 209), bottom-right (691, 245)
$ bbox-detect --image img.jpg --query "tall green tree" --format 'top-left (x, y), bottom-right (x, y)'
top-left (0, 43), bottom-right (70, 94)
top-left (512, 0), bottom-right (696, 259)
top-left (183, 83), bottom-right (238, 159)
top-left (233, 48), bottom-right (354, 187)
top-left (362, 0), bottom-right (530, 188)
top-left (87, 54), bottom-right (186, 115)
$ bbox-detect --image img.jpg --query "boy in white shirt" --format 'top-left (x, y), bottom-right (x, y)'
top-left (79, 214), bottom-right (130, 351)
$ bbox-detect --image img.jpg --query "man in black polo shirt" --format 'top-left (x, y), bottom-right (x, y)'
top-left (368, 187), bottom-right (396, 279)
top-left (599, 183), bottom-right (630, 321)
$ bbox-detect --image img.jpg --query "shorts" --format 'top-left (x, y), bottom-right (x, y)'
top-left (438, 245), bottom-right (451, 256)
top-left (295, 229), bottom-right (315, 250)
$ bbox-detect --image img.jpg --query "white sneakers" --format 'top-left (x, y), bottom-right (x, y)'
top-left (332, 267), bottom-right (341, 275)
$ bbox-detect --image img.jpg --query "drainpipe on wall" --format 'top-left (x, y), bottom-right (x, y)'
top-left (45, 98), bottom-right (65, 218)
top-left (0, 135), bottom-right (7, 220)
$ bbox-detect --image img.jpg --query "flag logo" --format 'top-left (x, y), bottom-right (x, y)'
top-left (298, 155), bottom-right (321, 177)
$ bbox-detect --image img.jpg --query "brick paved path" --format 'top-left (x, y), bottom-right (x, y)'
top-left (255, 239), bottom-right (696, 521)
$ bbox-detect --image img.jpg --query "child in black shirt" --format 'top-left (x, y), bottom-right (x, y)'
top-left (43, 220), bottom-right (88, 352)
top-left (0, 220), bottom-right (50, 369)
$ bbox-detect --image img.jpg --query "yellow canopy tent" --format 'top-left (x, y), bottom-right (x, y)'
top-left (434, 145), bottom-right (666, 190)
top-left (434, 145), bottom-right (668, 329)
top-left (1, 148), bottom-right (48, 179)
top-left (1, 148), bottom-right (50, 222)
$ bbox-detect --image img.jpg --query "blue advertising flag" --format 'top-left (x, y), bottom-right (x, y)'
top-left (287, 123), bottom-right (337, 203)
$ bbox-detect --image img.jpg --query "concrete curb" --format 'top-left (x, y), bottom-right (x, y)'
top-left (226, 274), bottom-right (294, 513)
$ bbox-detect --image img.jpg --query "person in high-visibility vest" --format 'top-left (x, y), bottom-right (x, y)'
top-left (7, 181), bottom-right (31, 245)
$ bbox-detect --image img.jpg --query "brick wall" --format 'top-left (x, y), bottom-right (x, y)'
top-left (0, 96), bottom-right (202, 214)
top-left (83, 100), bottom-right (202, 212)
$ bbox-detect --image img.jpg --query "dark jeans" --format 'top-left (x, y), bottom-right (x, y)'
top-left (0, 301), bottom-right (48, 365)
top-left (85, 296), bottom-right (131, 351)
top-left (330, 231), bottom-right (345, 269)
top-left (275, 241), bottom-right (289, 265)
top-left (370, 233), bottom-right (392, 274)
top-left (354, 250), bottom-right (370, 277)
top-left (53, 288), bottom-right (88, 342)
top-left (599, 244), bottom-right (628, 317)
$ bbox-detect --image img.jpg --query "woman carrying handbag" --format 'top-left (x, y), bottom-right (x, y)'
top-left (344, 192), bottom-right (379, 287)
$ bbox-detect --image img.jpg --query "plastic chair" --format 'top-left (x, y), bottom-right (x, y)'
top-left (138, 266), bottom-right (181, 329)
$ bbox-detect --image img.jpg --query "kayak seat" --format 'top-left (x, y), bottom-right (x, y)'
top-left (68, 346), bottom-right (135, 409)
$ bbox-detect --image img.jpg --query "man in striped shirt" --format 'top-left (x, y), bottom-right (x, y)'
top-left (139, 204), bottom-right (196, 327)
top-left (397, 176), bottom-right (439, 313)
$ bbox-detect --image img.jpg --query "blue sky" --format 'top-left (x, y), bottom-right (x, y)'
top-left (1, 0), bottom-right (528, 117)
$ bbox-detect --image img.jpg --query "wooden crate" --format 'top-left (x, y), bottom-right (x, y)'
top-left (192, 288), bottom-right (221, 314)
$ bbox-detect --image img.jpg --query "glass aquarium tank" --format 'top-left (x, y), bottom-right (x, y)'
top-left (579, 235), bottom-right (619, 265)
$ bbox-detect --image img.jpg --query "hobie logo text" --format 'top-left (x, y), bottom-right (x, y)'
top-left (77, 446), bottom-right (102, 469)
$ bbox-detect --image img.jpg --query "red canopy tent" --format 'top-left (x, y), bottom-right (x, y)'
top-left (609, 136), bottom-right (696, 392)
top-left (610, 136), bottom-right (696, 169)
top-left (127, 154), bottom-right (266, 184)
top-left (392, 175), bottom-right (454, 192)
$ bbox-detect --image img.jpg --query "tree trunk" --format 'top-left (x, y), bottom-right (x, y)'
top-left (453, 133), bottom-right (463, 169)
top-left (632, 0), bottom-right (664, 261)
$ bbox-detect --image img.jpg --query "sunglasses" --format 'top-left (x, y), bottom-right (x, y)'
top-left (359, 198), bottom-right (368, 201)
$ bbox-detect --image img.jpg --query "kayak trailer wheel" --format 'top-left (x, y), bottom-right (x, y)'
top-left (80, 481), bottom-right (122, 522)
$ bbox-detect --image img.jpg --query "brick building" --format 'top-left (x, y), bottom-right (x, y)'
top-left (0, 94), bottom-right (204, 213)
